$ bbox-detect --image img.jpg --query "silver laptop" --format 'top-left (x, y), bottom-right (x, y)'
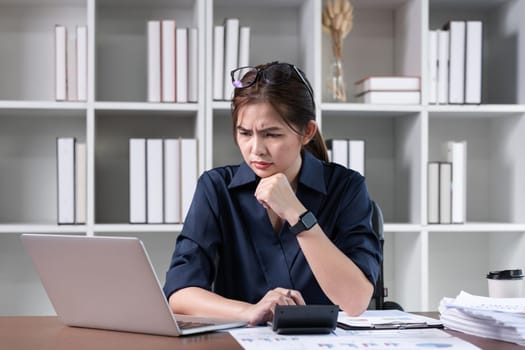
top-left (21, 234), bottom-right (246, 336)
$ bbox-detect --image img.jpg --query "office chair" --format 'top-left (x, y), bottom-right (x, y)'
top-left (370, 200), bottom-right (404, 311)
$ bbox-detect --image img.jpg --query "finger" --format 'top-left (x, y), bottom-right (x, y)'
top-left (287, 289), bottom-right (306, 305)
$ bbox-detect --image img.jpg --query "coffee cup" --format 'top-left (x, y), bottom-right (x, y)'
top-left (486, 269), bottom-right (524, 298)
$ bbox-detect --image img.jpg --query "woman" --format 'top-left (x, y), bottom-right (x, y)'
top-left (163, 61), bottom-right (382, 326)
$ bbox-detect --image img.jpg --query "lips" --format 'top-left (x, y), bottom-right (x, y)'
top-left (251, 161), bottom-right (272, 170)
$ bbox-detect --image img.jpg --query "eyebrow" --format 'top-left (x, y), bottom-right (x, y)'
top-left (236, 125), bottom-right (284, 133)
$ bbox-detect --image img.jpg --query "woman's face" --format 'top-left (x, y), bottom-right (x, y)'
top-left (235, 102), bottom-right (313, 182)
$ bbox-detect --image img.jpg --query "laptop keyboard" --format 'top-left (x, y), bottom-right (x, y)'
top-left (177, 320), bottom-right (215, 330)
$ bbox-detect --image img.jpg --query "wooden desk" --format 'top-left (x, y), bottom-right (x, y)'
top-left (0, 316), bottom-right (522, 350)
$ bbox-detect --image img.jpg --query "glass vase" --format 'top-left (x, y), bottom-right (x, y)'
top-left (330, 58), bottom-right (347, 102)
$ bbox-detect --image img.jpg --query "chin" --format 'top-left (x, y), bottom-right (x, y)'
top-left (251, 167), bottom-right (277, 178)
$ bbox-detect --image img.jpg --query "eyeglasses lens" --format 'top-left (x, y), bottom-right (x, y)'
top-left (232, 67), bottom-right (258, 88)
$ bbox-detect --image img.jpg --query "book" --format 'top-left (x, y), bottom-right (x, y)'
top-left (129, 138), bottom-right (146, 224)
top-left (354, 76), bottom-right (420, 95)
top-left (67, 29), bottom-right (77, 101)
top-left (161, 20), bottom-right (176, 103)
top-left (176, 27), bottom-right (188, 103)
top-left (437, 29), bottom-right (449, 104)
top-left (76, 26), bottom-right (87, 102)
top-left (439, 162), bottom-right (452, 224)
top-left (75, 142), bottom-right (87, 224)
top-left (55, 25), bottom-right (67, 101)
top-left (223, 18), bottom-right (240, 101)
top-left (356, 91), bottom-right (420, 105)
top-left (445, 141), bottom-right (467, 224)
top-left (238, 26), bottom-right (250, 68)
top-left (188, 27), bottom-right (198, 103)
top-left (348, 139), bottom-right (365, 176)
top-left (428, 30), bottom-right (439, 104)
top-left (465, 21), bottom-right (483, 104)
top-left (427, 162), bottom-right (440, 224)
top-left (57, 137), bottom-right (75, 224)
top-left (164, 139), bottom-right (181, 224)
top-left (180, 139), bottom-right (198, 221)
top-left (146, 139), bottom-right (164, 224)
top-left (326, 139), bottom-right (348, 167)
top-left (444, 21), bottom-right (466, 104)
top-left (147, 20), bottom-right (161, 103)
top-left (213, 25), bottom-right (224, 101)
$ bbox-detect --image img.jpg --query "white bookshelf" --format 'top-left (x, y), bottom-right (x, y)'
top-left (1, 0), bottom-right (524, 315)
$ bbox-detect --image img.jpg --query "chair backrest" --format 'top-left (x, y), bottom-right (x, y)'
top-left (369, 200), bottom-right (404, 311)
top-left (370, 200), bottom-right (385, 309)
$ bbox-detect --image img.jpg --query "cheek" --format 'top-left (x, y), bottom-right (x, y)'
top-left (237, 139), bottom-right (251, 156)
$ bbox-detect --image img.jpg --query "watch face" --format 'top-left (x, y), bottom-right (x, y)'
top-left (302, 212), bottom-right (317, 229)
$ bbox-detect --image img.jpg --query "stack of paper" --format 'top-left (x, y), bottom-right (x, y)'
top-left (439, 291), bottom-right (525, 346)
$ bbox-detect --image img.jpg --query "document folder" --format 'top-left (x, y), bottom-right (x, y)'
top-left (337, 310), bottom-right (443, 331)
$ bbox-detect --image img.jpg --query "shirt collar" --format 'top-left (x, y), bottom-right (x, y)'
top-left (228, 151), bottom-right (327, 195)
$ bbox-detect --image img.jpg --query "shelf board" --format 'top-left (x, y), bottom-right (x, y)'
top-left (427, 222), bottom-right (525, 233)
top-left (0, 224), bottom-right (86, 234)
top-left (93, 223), bottom-right (183, 233)
top-left (427, 104), bottom-right (525, 118)
top-left (430, 0), bottom-right (509, 11)
top-left (0, 100), bottom-right (86, 110)
top-left (212, 101), bottom-right (232, 111)
top-left (322, 103), bottom-right (421, 117)
top-left (384, 223), bottom-right (422, 233)
top-left (94, 101), bottom-right (199, 111)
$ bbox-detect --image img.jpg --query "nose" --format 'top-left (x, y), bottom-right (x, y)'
top-left (251, 134), bottom-right (266, 156)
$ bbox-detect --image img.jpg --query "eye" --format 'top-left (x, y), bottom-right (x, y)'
top-left (265, 132), bottom-right (282, 138)
top-left (237, 129), bottom-right (251, 137)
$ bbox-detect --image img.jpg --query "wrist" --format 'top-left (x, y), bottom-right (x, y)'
top-left (289, 210), bottom-right (317, 236)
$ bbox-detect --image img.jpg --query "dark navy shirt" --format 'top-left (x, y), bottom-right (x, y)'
top-left (163, 151), bottom-right (382, 306)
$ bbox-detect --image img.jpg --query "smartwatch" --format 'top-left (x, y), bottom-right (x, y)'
top-left (289, 211), bottom-right (317, 235)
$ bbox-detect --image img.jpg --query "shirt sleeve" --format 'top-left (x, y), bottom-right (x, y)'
top-left (331, 172), bottom-right (382, 286)
top-left (163, 172), bottom-right (222, 299)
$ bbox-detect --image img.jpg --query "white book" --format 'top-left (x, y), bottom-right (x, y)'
top-left (238, 26), bottom-right (250, 68)
top-left (356, 91), bottom-right (420, 105)
top-left (147, 20), bottom-right (161, 103)
top-left (129, 138), bottom-right (146, 224)
top-left (55, 25), bottom-right (67, 101)
top-left (439, 162), bottom-right (452, 224)
top-left (354, 76), bottom-right (420, 95)
top-left (188, 27), bottom-right (198, 103)
top-left (67, 30), bottom-right (77, 101)
top-left (213, 25), bottom-right (224, 101)
top-left (446, 141), bottom-right (467, 224)
top-left (161, 20), bottom-right (176, 103)
top-left (437, 29), bottom-right (449, 104)
top-left (326, 139), bottom-right (348, 168)
top-left (76, 26), bottom-right (87, 101)
top-left (164, 139), bottom-right (181, 224)
top-left (176, 27), bottom-right (188, 103)
top-left (446, 21), bottom-right (466, 104)
top-left (427, 162), bottom-right (440, 224)
top-left (75, 142), bottom-right (87, 224)
top-left (348, 139), bottom-right (365, 176)
top-left (147, 139), bottom-right (164, 224)
top-left (465, 21), bottom-right (483, 104)
top-left (223, 18), bottom-right (240, 100)
top-left (57, 137), bottom-right (75, 224)
top-left (180, 139), bottom-right (198, 222)
top-left (429, 30), bottom-right (439, 104)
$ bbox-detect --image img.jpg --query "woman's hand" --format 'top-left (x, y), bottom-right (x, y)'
top-left (242, 288), bottom-right (305, 326)
top-left (254, 173), bottom-right (305, 223)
